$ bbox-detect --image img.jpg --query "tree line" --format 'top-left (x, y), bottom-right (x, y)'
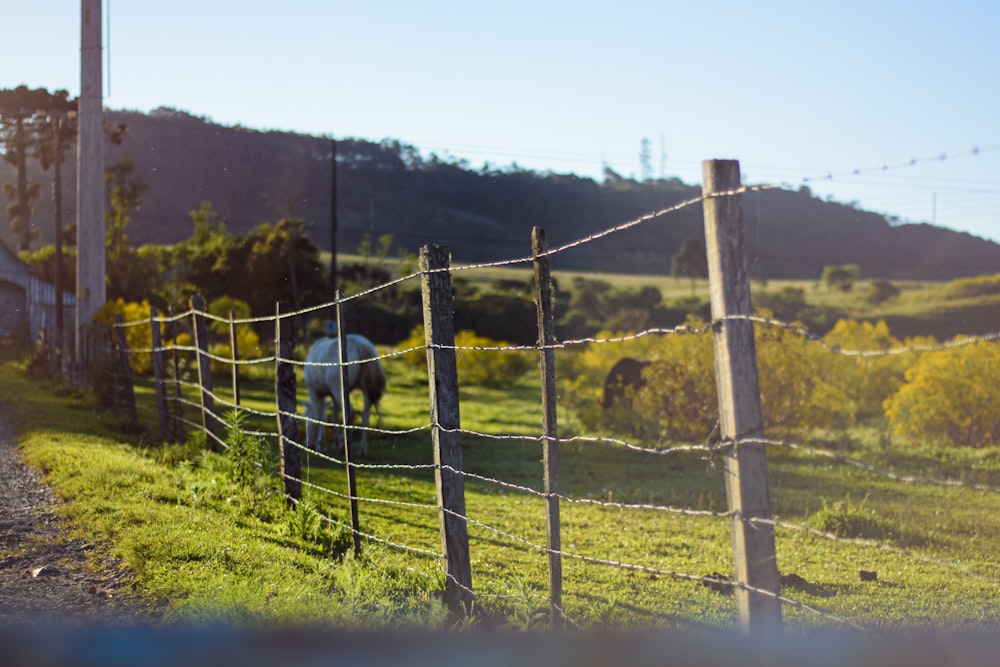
top-left (9, 100), bottom-right (1000, 285)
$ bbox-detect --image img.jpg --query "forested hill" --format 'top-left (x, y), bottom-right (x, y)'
top-left (9, 107), bottom-right (1000, 280)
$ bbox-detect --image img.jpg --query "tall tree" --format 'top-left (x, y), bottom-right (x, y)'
top-left (105, 156), bottom-right (147, 264)
top-left (0, 86), bottom-right (74, 250)
top-left (105, 155), bottom-right (152, 301)
top-left (671, 237), bottom-right (709, 294)
top-left (821, 264), bottom-right (861, 292)
top-left (168, 201), bottom-right (238, 307)
top-left (38, 96), bottom-right (78, 369)
top-left (244, 218), bottom-right (326, 315)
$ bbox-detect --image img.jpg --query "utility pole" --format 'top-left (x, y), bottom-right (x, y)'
top-left (330, 138), bottom-right (339, 297)
top-left (52, 112), bottom-right (65, 376)
top-left (660, 134), bottom-right (667, 179)
top-left (77, 0), bottom-right (105, 352)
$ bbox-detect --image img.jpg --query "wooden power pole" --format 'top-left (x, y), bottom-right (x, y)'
top-left (330, 138), bottom-right (339, 297)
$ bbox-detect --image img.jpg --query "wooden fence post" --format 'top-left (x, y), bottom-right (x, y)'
top-left (45, 327), bottom-right (56, 377)
top-left (114, 315), bottom-right (139, 423)
top-left (229, 309), bottom-right (242, 409)
top-left (150, 306), bottom-right (170, 439)
top-left (275, 301), bottom-right (301, 502)
top-left (335, 291), bottom-right (363, 555)
top-left (66, 325), bottom-right (78, 391)
top-left (701, 159), bottom-right (782, 637)
top-left (169, 308), bottom-right (184, 441)
top-left (190, 294), bottom-right (217, 444)
top-left (87, 323), bottom-right (99, 371)
top-left (90, 322), bottom-right (99, 367)
top-left (532, 227), bottom-right (563, 628)
top-left (420, 244), bottom-right (473, 614)
top-left (103, 325), bottom-right (121, 412)
top-left (112, 316), bottom-right (137, 422)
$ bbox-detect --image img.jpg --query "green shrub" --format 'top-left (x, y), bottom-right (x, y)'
top-left (223, 410), bottom-right (280, 519)
top-left (867, 279), bottom-right (901, 305)
top-left (86, 354), bottom-right (120, 411)
top-left (807, 496), bottom-right (891, 540)
top-left (286, 499), bottom-right (355, 558)
top-left (156, 431), bottom-right (208, 468)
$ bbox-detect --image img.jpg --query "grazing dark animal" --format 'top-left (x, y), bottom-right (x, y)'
top-left (601, 358), bottom-right (652, 410)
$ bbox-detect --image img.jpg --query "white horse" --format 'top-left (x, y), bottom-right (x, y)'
top-left (303, 333), bottom-right (386, 457)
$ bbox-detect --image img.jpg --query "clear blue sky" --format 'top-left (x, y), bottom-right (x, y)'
top-left (5, 0), bottom-right (999, 243)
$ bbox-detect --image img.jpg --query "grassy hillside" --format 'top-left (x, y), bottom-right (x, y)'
top-left (7, 108), bottom-right (1000, 281)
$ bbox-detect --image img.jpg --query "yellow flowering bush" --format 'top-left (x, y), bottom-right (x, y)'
top-left (398, 325), bottom-right (533, 388)
top-left (884, 340), bottom-right (1000, 446)
top-left (95, 299), bottom-right (154, 376)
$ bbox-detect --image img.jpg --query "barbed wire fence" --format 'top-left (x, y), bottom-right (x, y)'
top-left (83, 155), bottom-right (1000, 635)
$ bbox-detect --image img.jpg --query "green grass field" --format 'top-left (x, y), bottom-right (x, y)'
top-left (6, 306), bottom-right (1000, 635)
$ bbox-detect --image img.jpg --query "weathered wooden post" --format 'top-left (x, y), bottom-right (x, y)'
top-left (420, 244), bottom-right (473, 614)
top-left (103, 325), bottom-right (121, 412)
top-left (335, 291), bottom-right (362, 555)
top-left (701, 159), bottom-right (782, 636)
top-left (90, 322), bottom-right (100, 368)
top-left (168, 308), bottom-right (184, 441)
top-left (150, 305), bottom-right (169, 439)
top-left (275, 301), bottom-right (301, 502)
top-left (112, 315), bottom-right (137, 422)
top-left (45, 326), bottom-right (56, 377)
top-left (532, 227), bottom-right (563, 628)
top-left (190, 295), bottom-right (217, 444)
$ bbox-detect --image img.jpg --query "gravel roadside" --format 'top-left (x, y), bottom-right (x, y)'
top-left (0, 416), bottom-right (158, 626)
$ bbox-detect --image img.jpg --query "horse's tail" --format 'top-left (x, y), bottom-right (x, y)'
top-left (363, 359), bottom-right (386, 409)
top-left (357, 346), bottom-right (387, 415)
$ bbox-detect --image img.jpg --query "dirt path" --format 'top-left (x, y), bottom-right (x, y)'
top-left (0, 417), bottom-right (158, 626)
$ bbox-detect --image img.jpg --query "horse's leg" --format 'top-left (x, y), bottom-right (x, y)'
top-left (331, 398), bottom-right (343, 454)
top-left (307, 395), bottom-right (327, 452)
top-left (331, 398), bottom-right (350, 455)
top-left (358, 391), bottom-right (372, 458)
top-left (304, 390), bottom-right (317, 450)
top-left (342, 367), bottom-right (361, 457)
